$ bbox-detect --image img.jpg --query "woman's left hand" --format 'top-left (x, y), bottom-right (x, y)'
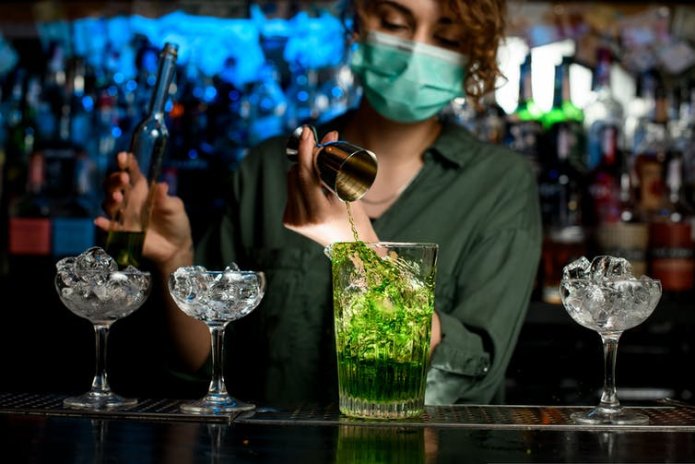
top-left (283, 126), bottom-right (379, 247)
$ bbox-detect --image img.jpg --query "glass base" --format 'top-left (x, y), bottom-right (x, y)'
top-left (571, 406), bottom-right (649, 425)
top-left (339, 395), bottom-right (424, 420)
top-left (180, 393), bottom-right (255, 415)
top-left (63, 391), bottom-right (138, 410)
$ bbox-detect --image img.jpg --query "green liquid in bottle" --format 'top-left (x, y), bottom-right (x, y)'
top-left (105, 230), bottom-right (145, 268)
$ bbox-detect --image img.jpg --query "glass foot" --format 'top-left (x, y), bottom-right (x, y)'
top-left (180, 393), bottom-right (255, 415)
top-left (63, 391), bottom-right (138, 410)
top-left (571, 406), bottom-right (649, 425)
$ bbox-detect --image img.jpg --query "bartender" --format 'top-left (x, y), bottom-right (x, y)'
top-left (98, 0), bottom-right (541, 407)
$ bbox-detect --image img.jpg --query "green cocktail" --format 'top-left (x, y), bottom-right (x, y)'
top-left (328, 241), bottom-right (438, 419)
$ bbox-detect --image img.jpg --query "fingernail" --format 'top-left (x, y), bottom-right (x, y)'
top-left (301, 126), bottom-right (311, 141)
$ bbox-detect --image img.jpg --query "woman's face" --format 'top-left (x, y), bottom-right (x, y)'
top-left (356, 0), bottom-right (465, 52)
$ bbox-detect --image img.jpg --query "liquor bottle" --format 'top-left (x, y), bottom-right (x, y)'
top-left (627, 69), bottom-right (660, 155)
top-left (52, 149), bottom-right (97, 257)
top-left (539, 56), bottom-right (586, 229)
top-left (648, 152), bottom-right (694, 293)
top-left (594, 168), bottom-right (649, 277)
top-left (677, 79), bottom-right (695, 212)
top-left (105, 42), bottom-right (179, 268)
top-left (477, 91), bottom-right (507, 145)
top-left (585, 120), bottom-right (623, 229)
top-left (583, 47), bottom-right (624, 173)
top-left (633, 83), bottom-right (669, 222)
top-left (8, 151), bottom-right (51, 257)
top-left (538, 58), bottom-right (586, 304)
top-left (505, 53), bottom-right (543, 177)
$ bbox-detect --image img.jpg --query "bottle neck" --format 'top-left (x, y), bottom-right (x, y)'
top-left (148, 48), bottom-right (177, 116)
top-left (552, 66), bottom-right (563, 109)
top-left (518, 60), bottom-right (533, 104)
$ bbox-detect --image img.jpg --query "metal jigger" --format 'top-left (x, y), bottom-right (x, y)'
top-left (286, 125), bottom-right (378, 202)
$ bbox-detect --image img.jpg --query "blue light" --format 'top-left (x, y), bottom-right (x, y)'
top-left (125, 79), bottom-right (137, 92)
top-left (81, 95), bottom-right (95, 111)
top-left (147, 75), bottom-right (156, 86)
top-left (297, 90), bottom-right (309, 102)
top-left (187, 149), bottom-right (199, 160)
top-left (113, 72), bottom-right (125, 84)
top-left (111, 126), bottom-right (122, 138)
top-left (331, 86), bottom-right (344, 98)
top-left (203, 85), bottom-right (218, 102)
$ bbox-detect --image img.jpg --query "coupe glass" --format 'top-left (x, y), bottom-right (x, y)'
top-left (168, 265), bottom-right (266, 414)
top-left (55, 247), bottom-right (151, 409)
top-left (560, 255), bottom-right (662, 425)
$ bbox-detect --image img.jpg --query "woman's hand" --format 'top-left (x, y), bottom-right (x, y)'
top-left (283, 126), bottom-right (378, 247)
top-left (95, 151), bottom-right (194, 271)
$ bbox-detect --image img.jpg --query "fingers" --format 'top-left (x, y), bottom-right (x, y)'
top-left (153, 182), bottom-right (184, 214)
top-left (116, 151), bottom-right (129, 170)
top-left (122, 151), bottom-right (145, 183)
top-left (321, 130), bottom-right (339, 145)
top-left (295, 125), bottom-right (321, 189)
top-left (94, 216), bottom-right (112, 232)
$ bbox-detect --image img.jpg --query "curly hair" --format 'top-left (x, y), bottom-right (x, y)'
top-left (341, 0), bottom-right (507, 108)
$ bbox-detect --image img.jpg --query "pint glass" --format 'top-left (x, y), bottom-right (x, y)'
top-left (327, 242), bottom-right (438, 419)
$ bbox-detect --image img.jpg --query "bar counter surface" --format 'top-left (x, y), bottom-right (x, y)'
top-left (1, 392), bottom-right (694, 462)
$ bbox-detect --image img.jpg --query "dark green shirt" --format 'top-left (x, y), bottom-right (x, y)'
top-left (196, 114), bottom-right (542, 407)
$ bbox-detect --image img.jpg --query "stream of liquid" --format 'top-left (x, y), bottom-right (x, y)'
top-left (346, 202), bottom-right (360, 242)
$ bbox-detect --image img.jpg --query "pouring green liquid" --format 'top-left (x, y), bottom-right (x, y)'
top-left (331, 203), bottom-right (435, 418)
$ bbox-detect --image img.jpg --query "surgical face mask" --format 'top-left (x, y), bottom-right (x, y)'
top-left (349, 31), bottom-right (467, 123)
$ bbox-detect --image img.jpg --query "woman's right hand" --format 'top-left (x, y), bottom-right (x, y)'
top-left (95, 151), bottom-right (194, 271)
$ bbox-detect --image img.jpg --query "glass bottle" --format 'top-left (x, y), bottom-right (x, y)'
top-left (539, 56), bottom-right (586, 230)
top-left (583, 47), bottom-right (624, 173)
top-left (105, 42), bottom-right (179, 268)
top-left (678, 79), bottom-right (695, 211)
top-left (538, 59), bottom-right (586, 303)
top-left (52, 148), bottom-right (97, 258)
top-left (478, 91), bottom-right (507, 145)
top-left (633, 83), bottom-right (669, 222)
top-left (8, 151), bottom-right (51, 257)
top-left (594, 168), bottom-right (649, 278)
top-left (648, 151), bottom-right (694, 293)
top-left (505, 53), bottom-right (543, 177)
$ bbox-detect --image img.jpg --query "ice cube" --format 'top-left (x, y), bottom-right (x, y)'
top-left (209, 271), bottom-right (241, 302)
top-left (562, 256), bottom-right (591, 280)
top-left (224, 263), bottom-right (240, 272)
top-left (170, 266), bottom-right (213, 304)
top-left (75, 246), bottom-right (118, 274)
top-left (590, 255), bottom-right (633, 282)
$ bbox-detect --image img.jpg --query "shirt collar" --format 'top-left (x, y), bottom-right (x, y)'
top-left (428, 120), bottom-right (479, 168)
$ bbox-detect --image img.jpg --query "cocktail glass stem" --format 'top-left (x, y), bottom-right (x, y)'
top-left (571, 329), bottom-right (648, 425)
top-left (91, 323), bottom-right (112, 395)
top-left (599, 332), bottom-right (622, 411)
top-left (207, 324), bottom-right (228, 399)
top-left (179, 320), bottom-right (254, 414)
top-left (63, 321), bottom-right (137, 409)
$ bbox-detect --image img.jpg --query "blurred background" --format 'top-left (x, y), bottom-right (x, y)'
top-left (0, 0), bottom-right (693, 406)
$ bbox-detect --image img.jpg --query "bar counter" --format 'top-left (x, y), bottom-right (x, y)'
top-left (2, 392), bottom-right (694, 462)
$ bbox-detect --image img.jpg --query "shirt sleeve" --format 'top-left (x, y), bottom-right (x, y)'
top-left (425, 169), bottom-right (542, 405)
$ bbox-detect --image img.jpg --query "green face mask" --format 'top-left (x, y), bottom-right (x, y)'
top-left (350, 31), bottom-right (467, 123)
